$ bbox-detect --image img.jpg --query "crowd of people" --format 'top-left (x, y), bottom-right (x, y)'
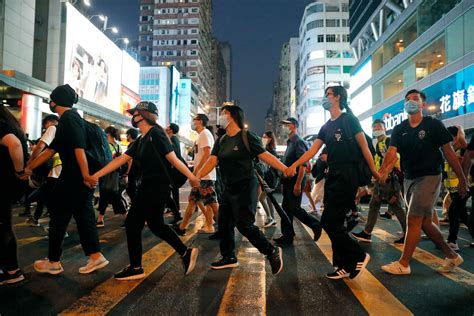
top-left (0, 83), bottom-right (473, 286)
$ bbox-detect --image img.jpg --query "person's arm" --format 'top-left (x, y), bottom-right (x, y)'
top-left (94, 154), bottom-right (132, 179)
top-left (165, 151), bottom-right (199, 187)
top-left (379, 147), bottom-right (398, 183)
top-left (294, 165), bottom-right (306, 196)
top-left (355, 132), bottom-right (379, 180)
top-left (75, 148), bottom-right (96, 188)
top-left (1, 134), bottom-right (24, 174)
top-left (285, 139), bottom-right (323, 177)
top-left (27, 148), bottom-right (56, 171)
top-left (193, 146), bottom-right (211, 175)
top-left (29, 141), bottom-right (47, 161)
top-left (258, 151), bottom-right (286, 172)
top-left (455, 125), bottom-right (467, 148)
top-left (196, 155), bottom-right (218, 180)
top-left (462, 149), bottom-right (473, 177)
top-left (442, 143), bottom-right (468, 197)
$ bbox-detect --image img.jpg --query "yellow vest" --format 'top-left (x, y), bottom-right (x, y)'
top-left (374, 136), bottom-right (400, 171)
top-left (51, 153), bottom-right (61, 168)
top-left (443, 148), bottom-right (471, 193)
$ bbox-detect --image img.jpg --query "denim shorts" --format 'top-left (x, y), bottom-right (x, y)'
top-left (404, 174), bottom-right (441, 217)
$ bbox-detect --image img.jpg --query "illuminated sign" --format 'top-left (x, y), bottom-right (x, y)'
top-left (170, 66), bottom-right (180, 123)
top-left (373, 64), bottom-right (474, 132)
top-left (139, 67), bottom-right (170, 126)
top-left (121, 51), bottom-right (140, 93)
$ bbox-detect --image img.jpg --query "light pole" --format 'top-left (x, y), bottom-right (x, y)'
top-left (104, 27), bottom-right (119, 34)
top-left (88, 14), bottom-right (108, 31)
top-left (115, 37), bottom-right (129, 50)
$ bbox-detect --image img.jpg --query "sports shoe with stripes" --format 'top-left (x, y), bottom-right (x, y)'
top-left (381, 261), bottom-right (411, 275)
top-left (350, 253), bottom-right (370, 279)
top-left (326, 267), bottom-right (350, 280)
top-left (437, 254), bottom-right (463, 273)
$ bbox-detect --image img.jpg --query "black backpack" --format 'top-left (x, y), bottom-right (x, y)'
top-left (84, 120), bottom-right (112, 174)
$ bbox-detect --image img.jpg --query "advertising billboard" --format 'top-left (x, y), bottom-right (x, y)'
top-left (121, 51), bottom-right (139, 93)
top-left (372, 64), bottom-right (474, 133)
top-left (170, 66), bottom-right (181, 124)
top-left (177, 79), bottom-right (193, 141)
top-left (64, 4), bottom-right (122, 112)
top-left (139, 67), bottom-right (170, 126)
top-left (121, 86), bottom-right (140, 116)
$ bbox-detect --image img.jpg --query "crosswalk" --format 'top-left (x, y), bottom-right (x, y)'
top-left (2, 200), bottom-right (474, 315)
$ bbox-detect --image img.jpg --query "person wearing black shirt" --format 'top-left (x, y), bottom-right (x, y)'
top-left (91, 101), bottom-right (200, 280)
top-left (379, 89), bottom-right (467, 275)
top-left (275, 117), bottom-right (321, 244)
top-left (26, 84), bottom-right (108, 275)
top-left (165, 123), bottom-right (183, 224)
top-left (286, 86), bottom-right (377, 280)
top-left (461, 132), bottom-right (474, 247)
top-left (125, 128), bottom-right (139, 202)
top-left (197, 106), bottom-right (287, 274)
top-left (259, 131), bottom-right (278, 227)
top-left (0, 105), bottom-right (28, 285)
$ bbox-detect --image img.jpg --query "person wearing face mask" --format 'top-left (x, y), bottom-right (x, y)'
top-left (196, 106), bottom-right (287, 274)
top-left (378, 89), bottom-right (467, 275)
top-left (274, 117), bottom-right (322, 245)
top-left (352, 119), bottom-right (406, 244)
top-left (90, 101), bottom-right (200, 280)
top-left (258, 131), bottom-right (278, 227)
top-left (285, 85), bottom-right (377, 280)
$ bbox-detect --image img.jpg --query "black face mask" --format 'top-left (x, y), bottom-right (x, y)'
top-left (131, 114), bottom-right (144, 128)
top-left (49, 102), bottom-right (56, 113)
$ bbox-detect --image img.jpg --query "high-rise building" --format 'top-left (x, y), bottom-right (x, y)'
top-left (139, 0), bottom-right (213, 107)
top-left (219, 41), bottom-right (232, 101)
top-left (297, 0), bottom-right (355, 137)
top-left (349, 0), bottom-right (473, 134)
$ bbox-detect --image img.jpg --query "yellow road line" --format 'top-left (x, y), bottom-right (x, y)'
top-left (301, 225), bottom-right (413, 316)
top-left (60, 215), bottom-right (205, 316)
top-left (372, 228), bottom-right (474, 287)
top-left (17, 236), bottom-right (45, 247)
top-left (217, 238), bottom-right (266, 316)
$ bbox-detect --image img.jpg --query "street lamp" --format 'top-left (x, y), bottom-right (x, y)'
top-left (69, 0), bottom-right (91, 5)
top-left (115, 37), bottom-right (129, 50)
top-left (88, 14), bottom-right (108, 31)
top-left (105, 27), bottom-right (119, 34)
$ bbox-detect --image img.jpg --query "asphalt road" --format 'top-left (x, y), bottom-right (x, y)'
top-left (1, 187), bottom-right (473, 316)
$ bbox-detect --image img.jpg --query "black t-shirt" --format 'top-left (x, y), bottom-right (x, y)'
top-left (390, 116), bottom-right (452, 180)
top-left (125, 126), bottom-right (174, 189)
top-left (0, 122), bottom-right (28, 185)
top-left (127, 141), bottom-right (139, 180)
top-left (49, 110), bottom-right (86, 185)
top-left (283, 134), bottom-right (308, 166)
top-left (211, 130), bottom-right (265, 186)
top-left (170, 135), bottom-right (181, 157)
top-left (317, 113), bottom-right (363, 168)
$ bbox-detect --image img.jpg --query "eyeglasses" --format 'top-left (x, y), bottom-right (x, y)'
top-left (325, 93), bottom-right (335, 97)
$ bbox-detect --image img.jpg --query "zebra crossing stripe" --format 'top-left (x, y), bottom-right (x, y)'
top-left (59, 215), bottom-right (206, 315)
top-left (301, 224), bottom-right (413, 316)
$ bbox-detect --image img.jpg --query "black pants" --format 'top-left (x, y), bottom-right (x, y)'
top-left (98, 188), bottom-right (126, 216)
top-left (48, 182), bottom-right (100, 261)
top-left (126, 186), bottom-right (187, 268)
top-left (0, 195), bottom-right (18, 271)
top-left (322, 167), bottom-right (365, 271)
top-left (280, 177), bottom-right (319, 239)
top-left (447, 192), bottom-right (469, 243)
top-left (126, 176), bottom-right (138, 203)
top-left (219, 178), bottom-right (274, 258)
top-left (166, 187), bottom-right (182, 221)
top-left (33, 177), bottom-right (57, 220)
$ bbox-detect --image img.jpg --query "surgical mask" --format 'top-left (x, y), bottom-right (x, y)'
top-left (219, 114), bottom-right (230, 129)
top-left (49, 102), bottom-right (56, 113)
top-left (322, 97), bottom-right (332, 110)
top-left (131, 114), bottom-right (144, 128)
top-left (404, 100), bottom-right (420, 115)
top-left (262, 138), bottom-right (269, 146)
top-left (372, 130), bottom-right (385, 138)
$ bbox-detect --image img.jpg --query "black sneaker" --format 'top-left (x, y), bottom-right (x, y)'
top-left (0, 269), bottom-right (25, 285)
top-left (326, 267), bottom-right (350, 280)
top-left (393, 236), bottom-right (405, 244)
top-left (380, 212), bottom-right (392, 219)
top-left (273, 236), bottom-right (293, 245)
top-left (267, 247), bottom-right (283, 275)
top-left (114, 266), bottom-right (145, 281)
top-left (346, 215), bottom-right (359, 232)
top-left (351, 231), bottom-right (372, 242)
top-left (349, 253), bottom-right (370, 279)
top-left (208, 231), bottom-right (220, 240)
top-left (210, 256), bottom-right (239, 270)
top-left (171, 224), bottom-right (185, 236)
top-left (312, 223), bottom-right (322, 242)
top-left (182, 248), bottom-right (199, 275)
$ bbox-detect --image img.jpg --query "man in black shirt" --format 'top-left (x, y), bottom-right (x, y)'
top-left (125, 128), bottom-right (139, 202)
top-left (27, 84), bottom-right (108, 275)
top-left (379, 89), bottom-right (467, 275)
top-left (462, 136), bottom-right (474, 247)
top-left (165, 123), bottom-right (183, 223)
top-left (274, 117), bottom-right (321, 244)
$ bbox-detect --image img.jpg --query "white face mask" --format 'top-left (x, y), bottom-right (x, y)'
top-left (219, 114), bottom-right (230, 129)
top-left (262, 138), bottom-right (269, 146)
top-left (372, 130), bottom-right (385, 138)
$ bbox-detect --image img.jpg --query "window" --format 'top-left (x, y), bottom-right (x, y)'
top-left (343, 50), bottom-right (354, 58)
top-left (343, 66), bottom-right (352, 74)
top-left (307, 3), bottom-right (324, 15)
top-left (190, 29), bottom-right (199, 34)
top-left (326, 4), bottom-right (339, 12)
top-left (342, 34), bottom-right (350, 42)
top-left (327, 66), bottom-right (341, 74)
top-left (189, 18), bottom-right (199, 24)
top-left (326, 50), bottom-right (340, 58)
top-left (307, 19), bottom-right (324, 31)
top-left (341, 3), bottom-right (348, 12)
top-left (326, 34), bottom-right (339, 42)
top-left (342, 19), bottom-right (348, 27)
top-left (190, 7), bottom-right (199, 13)
top-left (317, 35), bottom-right (324, 42)
top-left (166, 50), bottom-right (174, 56)
top-left (326, 19), bottom-right (340, 27)
top-left (141, 16), bottom-right (149, 22)
top-left (190, 39), bottom-right (198, 45)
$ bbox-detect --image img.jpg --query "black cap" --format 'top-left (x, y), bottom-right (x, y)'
top-left (280, 117), bottom-right (299, 127)
top-left (50, 84), bottom-right (78, 107)
top-left (193, 113), bottom-right (209, 126)
top-left (127, 101), bottom-right (159, 116)
top-left (42, 114), bottom-right (59, 126)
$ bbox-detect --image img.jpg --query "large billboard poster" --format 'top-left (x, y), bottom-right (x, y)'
top-left (170, 66), bottom-right (180, 123)
top-left (64, 4), bottom-right (122, 113)
top-left (121, 51), bottom-right (139, 93)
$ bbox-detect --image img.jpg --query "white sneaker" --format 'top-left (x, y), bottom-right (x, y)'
top-left (34, 259), bottom-right (64, 275)
top-left (381, 261), bottom-right (411, 275)
top-left (447, 241), bottom-right (459, 251)
top-left (437, 254), bottom-right (463, 273)
top-left (263, 219), bottom-right (276, 228)
top-left (79, 254), bottom-right (109, 274)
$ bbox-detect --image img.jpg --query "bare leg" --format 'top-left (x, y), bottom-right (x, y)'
top-left (432, 209), bottom-right (440, 226)
top-left (422, 215), bottom-right (457, 259)
top-left (179, 200), bottom-right (196, 230)
top-left (399, 216), bottom-right (423, 267)
top-left (305, 191), bottom-right (316, 211)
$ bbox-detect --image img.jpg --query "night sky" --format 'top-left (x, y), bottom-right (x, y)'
top-left (89, 0), bottom-right (313, 134)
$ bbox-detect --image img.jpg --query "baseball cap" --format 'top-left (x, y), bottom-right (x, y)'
top-left (280, 117), bottom-right (299, 127)
top-left (127, 101), bottom-right (159, 116)
top-left (50, 84), bottom-right (78, 107)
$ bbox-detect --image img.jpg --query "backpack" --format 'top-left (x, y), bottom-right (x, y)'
top-left (84, 120), bottom-right (112, 174)
top-left (341, 113), bottom-right (375, 186)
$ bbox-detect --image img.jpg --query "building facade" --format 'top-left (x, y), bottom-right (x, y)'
top-left (349, 0), bottom-right (473, 134)
top-left (139, 0), bottom-right (213, 107)
top-left (207, 37), bottom-right (227, 125)
top-left (297, 0), bottom-right (355, 137)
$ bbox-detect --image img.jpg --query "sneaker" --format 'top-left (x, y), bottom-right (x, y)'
top-left (326, 267), bottom-right (350, 280)
top-left (96, 220), bottom-right (105, 228)
top-left (26, 217), bottom-right (40, 227)
top-left (210, 256), bottom-right (239, 270)
top-left (182, 248), bottom-right (199, 275)
top-left (34, 259), bottom-right (64, 275)
top-left (78, 254), bottom-right (109, 274)
top-left (171, 224), bottom-right (185, 236)
top-left (263, 219), bottom-right (276, 228)
top-left (381, 261), bottom-right (411, 275)
top-left (0, 269), bottom-right (25, 285)
top-left (380, 212), bottom-right (392, 219)
top-left (198, 226), bottom-right (215, 234)
top-left (273, 236), bottom-right (293, 244)
top-left (393, 236), bottom-right (405, 244)
top-left (437, 254), bottom-right (463, 273)
top-left (208, 231), bottom-right (220, 240)
top-left (267, 246), bottom-right (283, 275)
top-left (447, 241), bottom-right (460, 251)
top-left (114, 266), bottom-right (145, 281)
top-left (312, 223), bottom-right (322, 242)
top-left (350, 253), bottom-right (370, 279)
top-left (352, 231), bottom-right (372, 242)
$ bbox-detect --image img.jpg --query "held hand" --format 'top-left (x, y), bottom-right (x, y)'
top-left (190, 175), bottom-right (200, 188)
top-left (285, 165), bottom-right (297, 178)
top-left (293, 185), bottom-right (302, 197)
top-left (378, 171), bottom-right (388, 184)
top-left (83, 174), bottom-right (98, 189)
